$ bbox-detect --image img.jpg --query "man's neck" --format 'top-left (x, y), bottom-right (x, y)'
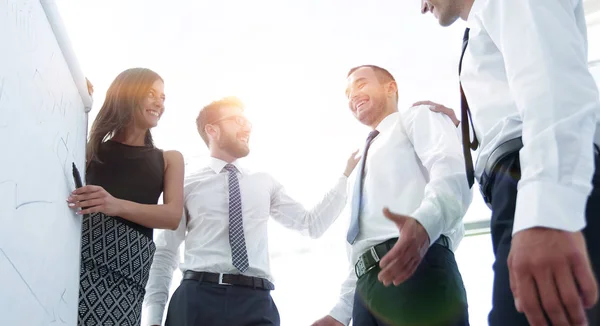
top-left (210, 149), bottom-right (236, 164)
top-left (460, 0), bottom-right (475, 21)
top-left (370, 107), bottom-right (398, 130)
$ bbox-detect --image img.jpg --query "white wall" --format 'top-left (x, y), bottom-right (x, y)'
top-left (0, 1), bottom-right (90, 325)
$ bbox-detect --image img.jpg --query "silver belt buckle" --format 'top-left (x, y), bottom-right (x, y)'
top-left (355, 258), bottom-right (367, 278)
top-left (218, 273), bottom-right (231, 286)
top-left (354, 247), bottom-right (381, 278)
top-left (370, 247), bottom-right (380, 262)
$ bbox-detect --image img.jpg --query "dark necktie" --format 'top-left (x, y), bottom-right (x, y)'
top-left (459, 28), bottom-right (479, 188)
top-left (347, 130), bottom-right (380, 244)
top-left (223, 164), bottom-right (249, 273)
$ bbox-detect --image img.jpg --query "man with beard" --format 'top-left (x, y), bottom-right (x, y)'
top-left (312, 65), bottom-right (472, 326)
top-left (420, 0), bottom-right (600, 325)
top-left (143, 96), bottom-right (359, 326)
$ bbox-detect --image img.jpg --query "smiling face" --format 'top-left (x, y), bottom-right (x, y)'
top-left (87, 68), bottom-right (164, 162)
top-left (211, 106), bottom-right (252, 159)
top-left (345, 66), bottom-right (398, 128)
top-left (133, 78), bottom-right (165, 129)
top-left (197, 96), bottom-right (253, 161)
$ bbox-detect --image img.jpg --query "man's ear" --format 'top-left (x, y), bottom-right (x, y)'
top-left (387, 80), bottom-right (398, 99)
top-left (205, 124), bottom-right (218, 141)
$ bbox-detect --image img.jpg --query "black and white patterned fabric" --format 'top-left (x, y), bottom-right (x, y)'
top-left (78, 212), bottom-right (156, 326)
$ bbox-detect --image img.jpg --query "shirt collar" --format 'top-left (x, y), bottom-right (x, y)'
top-left (374, 111), bottom-right (400, 135)
top-left (467, 0), bottom-right (485, 22)
top-left (208, 156), bottom-right (243, 174)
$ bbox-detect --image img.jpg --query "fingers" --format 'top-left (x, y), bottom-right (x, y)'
top-left (392, 255), bottom-right (419, 285)
top-left (380, 208), bottom-right (410, 268)
top-left (379, 235), bottom-right (415, 285)
top-left (378, 240), bottom-right (418, 286)
top-left (412, 100), bottom-right (436, 107)
top-left (347, 149), bottom-right (361, 164)
top-left (511, 262), bottom-right (547, 326)
top-left (72, 185), bottom-right (102, 195)
top-left (379, 235), bottom-right (409, 268)
top-left (413, 100), bottom-right (447, 112)
top-left (571, 249), bottom-right (599, 309)
top-left (433, 107), bottom-right (451, 115)
top-left (67, 191), bottom-right (105, 204)
top-left (509, 256), bottom-right (521, 312)
top-left (535, 268), bottom-right (569, 326)
top-left (412, 100), bottom-right (453, 115)
top-left (86, 78), bottom-right (94, 96)
top-left (385, 255), bottom-right (419, 286)
top-left (382, 207), bottom-right (408, 226)
top-left (377, 256), bottom-right (398, 286)
top-left (555, 263), bottom-right (587, 325)
top-left (378, 256), bottom-right (399, 286)
top-left (68, 198), bottom-right (105, 209)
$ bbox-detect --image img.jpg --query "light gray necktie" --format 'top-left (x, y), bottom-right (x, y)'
top-left (223, 164), bottom-right (249, 272)
top-left (347, 130), bottom-right (380, 244)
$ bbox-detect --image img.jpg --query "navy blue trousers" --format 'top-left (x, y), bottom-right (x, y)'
top-left (487, 149), bottom-right (600, 325)
top-left (353, 243), bottom-right (469, 326)
top-left (165, 279), bottom-right (280, 326)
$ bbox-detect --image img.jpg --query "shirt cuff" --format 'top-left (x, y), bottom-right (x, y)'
top-left (329, 303), bottom-right (352, 326)
top-left (412, 201), bottom-right (443, 247)
top-left (513, 180), bottom-right (588, 235)
top-left (142, 304), bottom-right (164, 326)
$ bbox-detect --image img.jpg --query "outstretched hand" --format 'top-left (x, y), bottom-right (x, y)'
top-left (378, 207), bottom-right (430, 286)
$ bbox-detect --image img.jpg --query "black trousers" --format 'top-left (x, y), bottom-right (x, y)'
top-left (353, 243), bottom-right (469, 326)
top-left (164, 279), bottom-right (280, 326)
top-left (487, 150), bottom-right (600, 326)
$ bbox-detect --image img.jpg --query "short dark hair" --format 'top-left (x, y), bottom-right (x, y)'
top-left (347, 65), bottom-right (398, 101)
top-left (196, 96), bottom-right (245, 146)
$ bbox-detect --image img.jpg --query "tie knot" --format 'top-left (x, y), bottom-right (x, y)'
top-left (463, 28), bottom-right (470, 42)
top-left (223, 164), bottom-right (238, 174)
top-left (367, 130), bottom-right (380, 142)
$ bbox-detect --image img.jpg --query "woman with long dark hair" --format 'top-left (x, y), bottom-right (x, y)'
top-left (67, 68), bottom-right (184, 325)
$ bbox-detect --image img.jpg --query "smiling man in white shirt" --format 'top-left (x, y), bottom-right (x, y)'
top-left (143, 96), bottom-right (358, 326)
top-left (312, 65), bottom-right (472, 326)
top-left (421, 0), bottom-right (600, 325)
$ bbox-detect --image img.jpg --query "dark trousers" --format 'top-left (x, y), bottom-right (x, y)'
top-left (487, 150), bottom-right (600, 326)
top-left (165, 279), bottom-right (280, 326)
top-left (353, 243), bottom-right (469, 326)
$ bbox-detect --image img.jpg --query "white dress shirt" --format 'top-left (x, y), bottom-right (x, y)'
top-left (143, 157), bottom-right (348, 325)
top-left (329, 109), bottom-right (473, 325)
top-left (462, 0), bottom-right (600, 235)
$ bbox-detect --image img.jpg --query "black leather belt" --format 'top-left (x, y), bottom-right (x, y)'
top-left (479, 138), bottom-right (600, 208)
top-left (183, 271), bottom-right (275, 290)
top-left (479, 137), bottom-right (524, 209)
top-left (354, 235), bottom-right (450, 279)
